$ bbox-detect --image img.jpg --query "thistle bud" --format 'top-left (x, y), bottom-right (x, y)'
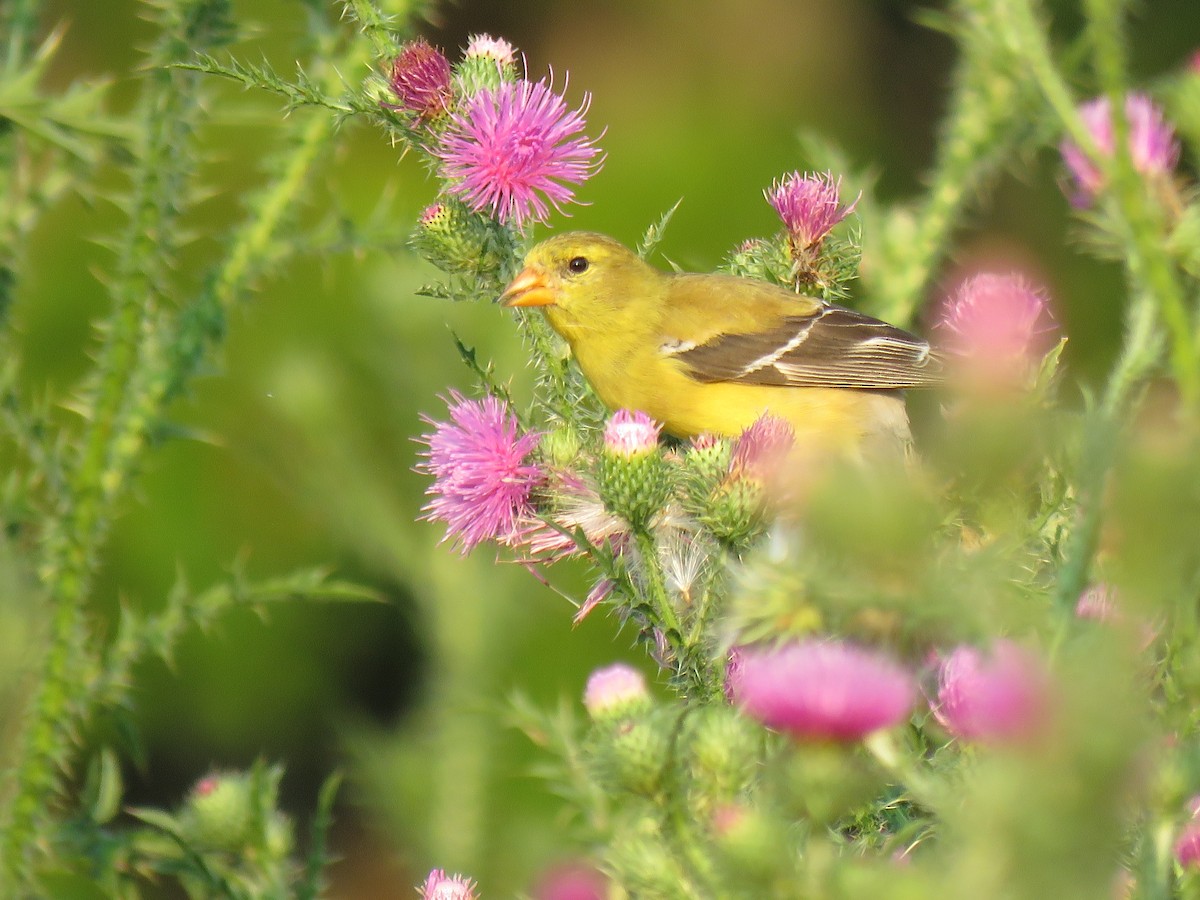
top-left (388, 39), bottom-right (453, 122)
top-left (540, 426), bottom-right (582, 469)
top-left (180, 772), bottom-right (254, 852)
top-left (724, 237), bottom-right (791, 284)
top-left (596, 410), bottom-right (672, 528)
top-left (412, 199), bottom-right (511, 276)
top-left (584, 662), bottom-right (651, 723)
top-left (419, 868), bottom-right (479, 900)
top-left (454, 33), bottom-right (519, 97)
top-left (698, 416), bottom-right (793, 547)
top-left (604, 712), bottom-right (673, 796)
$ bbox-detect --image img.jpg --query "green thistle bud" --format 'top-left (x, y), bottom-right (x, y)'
top-left (724, 237), bottom-right (791, 284)
top-left (685, 705), bottom-right (761, 802)
top-left (594, 709), bottom-right (674, 797)
top-left (711, 803), bottom-right (790, 881)
top-left (454, 34), bottom-right (519, 97)
top-left (684, 433), bottom-right (732, 484)
top-left (541, 426), bottom-right (582, 469)
top-left (412, 199), bottom-right (512, 276)
top-left (597, 409), bottom-right (673, 528)
top-left (181, 772), bottom-right (254, 852)
top-left (701, 477), bottom-right (767, 547)
top-left (698, 416), bottom-right (794, 548)
top-left (609, 817), bottom-right (695, 897)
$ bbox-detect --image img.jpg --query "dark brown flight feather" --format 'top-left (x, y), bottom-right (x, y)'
top-left (670, 305), bottom-right (944, 390)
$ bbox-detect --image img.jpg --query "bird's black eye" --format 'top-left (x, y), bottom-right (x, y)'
top-left (568, 256), bottom-right (589, 274)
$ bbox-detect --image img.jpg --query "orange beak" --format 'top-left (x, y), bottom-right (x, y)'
top-left (499, 266), bottom-right (556, 307)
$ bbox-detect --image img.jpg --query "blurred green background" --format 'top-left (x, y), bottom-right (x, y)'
top-left (9, 0), bottom-right (1200, 895)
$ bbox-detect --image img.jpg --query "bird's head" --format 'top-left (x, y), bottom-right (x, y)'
top-left (499, 232), bottom-right (650, 336)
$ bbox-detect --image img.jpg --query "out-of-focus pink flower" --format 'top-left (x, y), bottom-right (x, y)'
top-left (584, 662), bottom-right (649, 720)
top-left (938, 272), bottom-right (1056, 388)
top-left (1075, 583), bottom-right (1159, 650)
top-left (531, 860), bottom-right (608, 900)
top-left (388, 39), bottom-right (453, 119)
top-left (1177, 825), bottom-right (1200, 868)
top-left (1076, 582), bottom-right (1119, 622)
top-left (727, 640), bottom-right (915, 742)
top-left (1060, 93), bottom-right (1179, 206)
top-left (420, 868), bottom-right (478, 900)
top-left (934, 641), bottom-right (1051, 743)
top-left (416, 392), bottom-right (544, 553)
top-left (765, 171), bottom-right (857, 252)
top-left (729, 414), bottom-right (794, 484)
top-left (603, 409), bottom-right (661, 457)
top-left (437, 78), bottom-right (603, 228)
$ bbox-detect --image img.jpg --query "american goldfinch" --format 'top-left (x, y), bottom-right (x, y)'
top-left (500, 232), bottom-right (940, 456)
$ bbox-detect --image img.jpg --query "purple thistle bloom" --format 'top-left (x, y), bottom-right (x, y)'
top-left (420, 868), bottom-right (478, 900)
top-left (765, 171), bottom-right (857, 251)
top-left (436, 78), bottom-right (603, 228)
top-left (603, 408), bottom-right (661, 457)
top-left (388, 39), bottom-right (453, 119)
top-left (729, 414), bottom-right (794, 483)
top-left (1060, 93), bottom-right (1179, 206)
top-left (727, 640), bottom-right (915, 742)
top-left (416, 392), bottom-right (544, 554)
top-left (938, 272), bottom-right (1056, 387)
top-left (933, 641), bottom-right (1050, 744)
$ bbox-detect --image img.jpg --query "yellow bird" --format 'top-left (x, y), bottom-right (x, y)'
top-left (499, 232), bottom-right (941, 457)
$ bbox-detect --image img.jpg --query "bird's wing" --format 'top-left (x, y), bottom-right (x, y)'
top-left (666, 301), bottom-right (943, 390)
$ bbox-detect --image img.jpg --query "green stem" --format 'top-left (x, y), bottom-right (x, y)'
top-left (344, 0), bottom-right (402, 61)
top-left (634, 527), bottom-right (681, 638)
top-left (0, 48), bottom-right (196, 885)
top-left (871, 2), bottom-right (1040, 325)
top-left (0, 0), bottom-right (40, 77)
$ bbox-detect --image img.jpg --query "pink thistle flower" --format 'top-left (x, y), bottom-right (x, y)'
top-left (727, 640), bottom-right (915, 742)
top-left (1177, 823), bottom-right (1200, 868)
top-left (603, 409), bottom-right (661, 457)
top-left (765, 171), bottom-right (857, 252)
top-left (420, 868), bottom-right (478, 900)
top-left (729, 414), bottom-right (794, 483)
top-left (464, 33), bottom-right (517, 68)
top-left (1060, 93), bottom-right (1179, 206)
top-left (436, 78), bottom-right (603, 229)
top-left (416, 392), bottom-right (544, 554)
top-left (934, 641), bottom-right (1051, 743)
top-left (584, 662), bottom-right (649, 720)
top-left (938, 272), bottom-right (1056, 388)
top-left (388, 39), bottom-right (453, 119)
top-left (532, 860), bottom-right (608, 900)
